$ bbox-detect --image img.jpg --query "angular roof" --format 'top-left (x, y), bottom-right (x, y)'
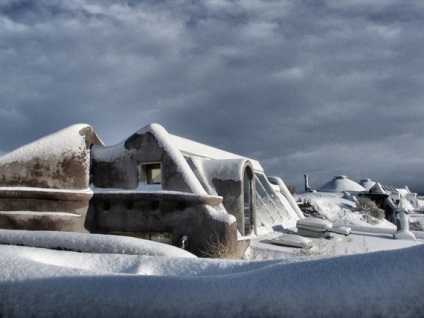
top-left (369, 182), bottom-right (386, 194)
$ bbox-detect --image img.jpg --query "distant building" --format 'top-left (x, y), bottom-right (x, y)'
top-left (314, 175), bottom-right (418, 222)
top-left (368, 182), bottom-right (418, 209)
top-left (0, 123), bottom-right (302, 256)
top-left (318, 175), bottom-right (366, 194)
top-left (359, 178), bottom-right (376, 191)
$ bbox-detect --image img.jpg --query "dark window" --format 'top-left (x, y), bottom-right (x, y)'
top-left (139, 163), bottom-right (162, 184)
top-left (244, 167), bottom-right (254, 236)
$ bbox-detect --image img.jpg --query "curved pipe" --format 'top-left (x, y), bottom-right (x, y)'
top-left (267, 176), bottom-right (304, 219)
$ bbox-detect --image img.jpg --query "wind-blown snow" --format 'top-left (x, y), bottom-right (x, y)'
top-left (0, 235), bottom-right (423, 317)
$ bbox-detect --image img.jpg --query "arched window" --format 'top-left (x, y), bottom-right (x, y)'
top-left (243, 167), bottom-right (254, 235)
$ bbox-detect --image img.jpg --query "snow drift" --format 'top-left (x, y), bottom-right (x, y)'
top-left (0, 233), bottom-right (423, 317)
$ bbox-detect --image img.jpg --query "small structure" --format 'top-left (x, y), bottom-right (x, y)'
top-left (359, 178), bottom-right (376, 191)
top-left (304, 174), bottom-right (312, 192)
top-left (0, 123), bottom-right (301, 256)
top-left (271, 234), bottom-right (313, 249)
top-left (296, 218), bottom-right (351, 238)
top-left (393, 205), bottom-right (416, 241)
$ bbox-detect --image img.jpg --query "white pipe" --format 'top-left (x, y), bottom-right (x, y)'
top-left (268, 176), bottom-right (304, 219)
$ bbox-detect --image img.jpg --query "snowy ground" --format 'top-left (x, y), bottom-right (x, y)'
top-left (1, 230), bottom-right (423, 317)
top-left (1, 192), bottom-right (424, 317)
top-left (297, 191), bottom-right (398, 230)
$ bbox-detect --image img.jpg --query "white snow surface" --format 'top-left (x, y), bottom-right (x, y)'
top-left (1, 182), bottom-right (424, 316)
top-left (0, 230), bottom-right (196, 258)
top-left (0, 186), bottom-right (93, 194)
top-left (297, 192), bottom-right (397, 231)
top-left (91, 140), bottom-right (131, 162)
top-left (319, 176), bottom-right (366, 193)
top-left (171, 133), bottom-right (264, 172)
top-left (0, 124), bottom-right (92, 164)
top-left (0, 230), bottom-right (423, 317)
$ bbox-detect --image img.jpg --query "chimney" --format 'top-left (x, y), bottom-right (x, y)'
top-left (304, 174), bottom-right (311, 192)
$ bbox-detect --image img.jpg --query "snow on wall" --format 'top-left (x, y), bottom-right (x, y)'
top-left (136, 124), bottom-right (208, 195)
top-left (0, 124), bottom-right (95, 165)
top-left (90, 140), bottom-right (132, 162)
top-left (0, 124), bottom-right (102, 189)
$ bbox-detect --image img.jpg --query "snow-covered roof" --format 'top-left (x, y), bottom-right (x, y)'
top-left (0, 124), bottom-right (103, 189)
top-left (319, 175), bottom-right (366, 193)
top-left (0, 124), bottom-right (100, 165)
top-left (171, 134), bottom-right (264, 172)
top-left (369, 182), bottom-right (387, 194)
top-left (359, 178), bottom-right (376, 191)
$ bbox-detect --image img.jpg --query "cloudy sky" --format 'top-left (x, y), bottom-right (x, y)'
top-left (1, 0), bottom-right (424, 193)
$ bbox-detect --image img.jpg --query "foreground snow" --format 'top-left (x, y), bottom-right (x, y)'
top-left (0, 231), bottom-right (423, 317)
top-left (0, 229), bottom-right (196, 258)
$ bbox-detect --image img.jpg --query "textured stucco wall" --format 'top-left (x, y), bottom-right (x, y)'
top-left (91, 131), bottom-right (194, 193)
top-left (0, 125), bottom-right (102, 190)
top-left (197, 159), bottom-right (256, 236)
top-left (86, 193), bottom-right (237, 256)
top-left (0, 125), bottom-right (102, 232)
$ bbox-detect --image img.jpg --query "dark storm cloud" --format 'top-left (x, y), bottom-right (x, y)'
top-left (1, 0), bottom-right (424, 193)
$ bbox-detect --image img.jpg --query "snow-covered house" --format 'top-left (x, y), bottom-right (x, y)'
top-left (0, 123), bottom-right (301, 256)
top-left (367, 182), bottom-right (418, 210)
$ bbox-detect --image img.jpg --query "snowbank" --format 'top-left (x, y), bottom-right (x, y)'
top-left (297, 192), bottom-right (396, 231)
top-left (0, 241), bottom-right (423, 317)
top-left (0, 230), bottom-right (196, 258)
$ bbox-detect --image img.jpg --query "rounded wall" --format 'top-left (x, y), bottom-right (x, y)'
top-left (202, 159), bottom-right (256, 236)
top-left (0, 124), bottom-right (102, 190)
top-left (91, 129), bottom-right (195, 193)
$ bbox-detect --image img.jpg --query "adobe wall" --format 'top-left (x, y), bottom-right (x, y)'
top-left (0, 125), bottom-right (102, 190)
top-left (91, 131), bottom-right (193, 193)
top-left (0, 125), bottom-right (103, 233)
top-left (212, 178), bottom-right (243, 231)
top-left (194, 159), bottom-right (256, 236)
top-left (86, 192), bottom-right (237, 256)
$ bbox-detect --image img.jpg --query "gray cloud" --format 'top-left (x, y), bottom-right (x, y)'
top-left (1, 0), bottom-right (424, 193)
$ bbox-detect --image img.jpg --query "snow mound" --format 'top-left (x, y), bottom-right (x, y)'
top-left (0, 229), bottom-right (196, 258)
top-left (319, 175), bottom-right (366, 193)
top-left (0, 243), bottom-right (423, 317)
top-left (298, 192), bottom-right (396, 231)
